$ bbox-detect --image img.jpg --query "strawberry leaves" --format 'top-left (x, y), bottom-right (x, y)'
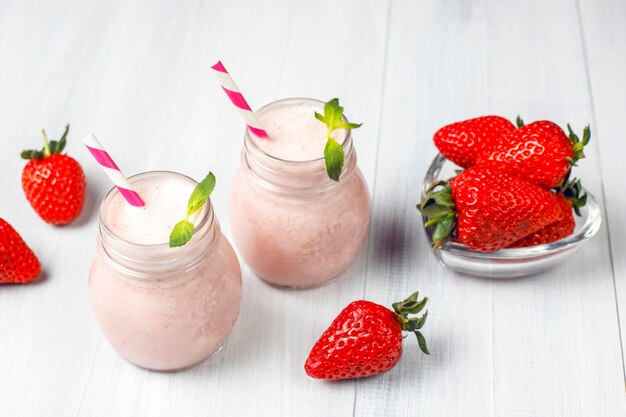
top-left (392, 291), bottom-right (430, 355)
top-left (21, 124), bottom-right (70, 160)
top-left (567, 123), bottom-right (591, 164)
top-left (314, 98), bottom-right (362, 181)
top-left (418, 183), bottom-right (457, 248)
top-left (169, 172), bottom-right (216, 248)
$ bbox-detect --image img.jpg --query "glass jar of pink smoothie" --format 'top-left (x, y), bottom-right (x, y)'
top-left (229, 98), bottom-right (371, 288)
top-left (88, 171), bottom-right (242, 371)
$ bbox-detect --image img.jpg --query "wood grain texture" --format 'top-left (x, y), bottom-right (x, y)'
top-left (483, 1), bottom-right (625, 415)
top-left (0, 0), bottom-right (624, 416)
top-left (355, 1), bottom-right (495, 416)
top-left (579, 0), bottom-right (626, 387)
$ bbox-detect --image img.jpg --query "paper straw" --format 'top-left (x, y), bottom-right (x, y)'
top-left (82, 134), bottom-right (145, 207)
top-left (208, 58), bottom-right (269, 139)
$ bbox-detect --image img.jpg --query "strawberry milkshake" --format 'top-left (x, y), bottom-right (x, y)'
top-left (88, 171), bottom-right (241, 371)
top-left (229, 98), bottom-right (371, 288)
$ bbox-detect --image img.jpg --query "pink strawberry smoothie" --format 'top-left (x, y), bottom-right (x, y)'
top-left (89, 171), bottom-right (242, 371)
top-left (229, 98), bottom-right (371, 287)
top-left (251, 100), bottom-right (347, 161)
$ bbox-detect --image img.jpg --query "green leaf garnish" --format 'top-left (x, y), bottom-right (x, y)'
top-left (187, 172), bottom-right (216, 217)
top-left (323, 138), bottom-right (344, 181)
top-left (169, 171), bottom-right (216, 248)
top-left (169, 220), bottom-right (194, 247)
top-left (314, 98), bottom-right (362, 182)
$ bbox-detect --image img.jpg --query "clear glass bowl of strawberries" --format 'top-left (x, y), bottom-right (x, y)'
top-left (419, 116), bottom-right (602, 278)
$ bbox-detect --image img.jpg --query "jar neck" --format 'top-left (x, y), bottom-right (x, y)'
top-left (97, 172), bottom-right (219, 281)
top-left (241, 98), bottom-right (358, 197)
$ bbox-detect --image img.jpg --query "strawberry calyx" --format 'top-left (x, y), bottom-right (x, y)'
top-left (555, 173), bottom-right (587, 217)
top-left (391, 292), bottom-right (429, 355)
top-left (566, 123), bottom-right (590, 166)
top-left (21, 124), bottom-right (70, 160)
top-left (515, 115), bottom-right (525, 128)
top-left (417, 181), bottom-right (457, 249)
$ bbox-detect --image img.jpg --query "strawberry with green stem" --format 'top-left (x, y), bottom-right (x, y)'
top-left (419, 165), bottom-right (563, 252)
top-left (315, 98), bottom-right (362, 181)
top-left (305, 292), bottom-right (429, 380)
top-left (21, 124), bottom-right (86, 225)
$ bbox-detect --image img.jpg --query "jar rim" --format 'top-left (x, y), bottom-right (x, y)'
top-left (98, 170), bottom-right (213, 251)
top-left (243, 97), bottom-right (354, 165)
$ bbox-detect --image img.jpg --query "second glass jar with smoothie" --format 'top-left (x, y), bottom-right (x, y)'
top-left (229, 98), bottom-right (371, 288)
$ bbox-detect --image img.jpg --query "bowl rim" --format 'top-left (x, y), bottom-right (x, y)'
top-left (421, 153), bottom-right (603, 260)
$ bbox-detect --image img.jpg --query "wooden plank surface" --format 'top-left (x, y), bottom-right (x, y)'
top-left (0, 0), bottom-right (624, 416)
top-left (579, 0), bottom-right (626, 387)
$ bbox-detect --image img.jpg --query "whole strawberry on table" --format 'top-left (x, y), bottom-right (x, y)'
top-left (0, 218), bottom-right (41, 284)
top-left (305, 292), bottom-right (429, 380)
top-left (21, 124), bottom-right (86, 225)
top-left (422, 115), bottom-right (590, 252)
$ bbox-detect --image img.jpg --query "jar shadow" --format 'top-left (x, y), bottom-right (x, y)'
top-left (367, 213), bottom-right (421, 269)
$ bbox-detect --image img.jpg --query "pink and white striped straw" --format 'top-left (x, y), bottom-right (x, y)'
top-left (208, 58), bottom-right (269, 139)
top-left (82, 134), bottom-right (145, 207)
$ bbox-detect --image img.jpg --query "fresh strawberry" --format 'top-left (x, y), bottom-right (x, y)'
top-left (0, 218), bottom-right (41, 284)
top-left (433, 116), bottom-right (516, 168)
top-left (509, 177), bottom-right (586, 247)
top-left (21, 125), bottom-right (86, 225)
top-left (418, 166), bottom-right (563, 252)
top-left (305, 292), bottom-right (429, 380)
top-left (476, 119), bottom-right (590, 189)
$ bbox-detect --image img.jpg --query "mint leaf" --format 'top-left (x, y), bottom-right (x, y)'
top-left (339, 121), bottom-right (362, 130)
top-left (314, 112), bottom-right (326, 124)
top-left (324, 138), bottom-right (344, 181)
top-left (187, 172), bottom-right (216, 217)
top-left (169, 219), bottom-right (194, 247)
top-left (315, 98), bottom-right (362, 181)
top-left (324, 98), bottom-right (344, 128)
top-left (169, 171), bottom-right (217, 248)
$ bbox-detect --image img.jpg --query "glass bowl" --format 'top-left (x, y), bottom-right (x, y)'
top-left (421, 154), bottom-right (602, 278)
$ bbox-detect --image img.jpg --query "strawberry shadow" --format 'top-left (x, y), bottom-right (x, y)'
top-left (64, 185), bottom-right (99, 228)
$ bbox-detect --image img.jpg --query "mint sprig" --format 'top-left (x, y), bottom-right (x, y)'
top-left (314, 98), bottom-right (362, 181)
top-left (169, 172), bottom-right (216, 248)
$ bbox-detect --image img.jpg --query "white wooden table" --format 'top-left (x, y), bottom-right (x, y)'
top-left (1, 0), bottom-right (625, 415)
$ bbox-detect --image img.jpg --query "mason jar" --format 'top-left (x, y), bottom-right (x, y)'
top-left (229, 98), bottom-right (371, 288)
top-left (88, 171), bottom-right (242, 371)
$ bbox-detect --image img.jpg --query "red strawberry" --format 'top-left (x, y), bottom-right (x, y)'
top-left (476, 119), bottom-right (590, 189)
top-left (21, 125), bottom-right (86, 225)
top-left (0, 218), bottom-right (41, 284)
top-left (305, 292), bottom-right (429, 380)
top-left (509, 177), bottom-right (586, 247)
top-left (433, 116), bottom-right (516, 168)
top-left (419, 166), bottom-right (563, 252)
